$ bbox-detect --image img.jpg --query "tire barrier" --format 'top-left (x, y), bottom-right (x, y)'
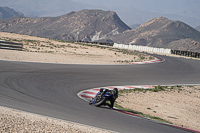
top-left (74, 40), bottom-right (114, 46)
top-left (0, 40), bottom-right (23, 51)
top-left (171, 50), bottom-right (200, 58)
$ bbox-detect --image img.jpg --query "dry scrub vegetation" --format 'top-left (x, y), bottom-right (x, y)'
top-left (116, 86), bottom-right (200, 131)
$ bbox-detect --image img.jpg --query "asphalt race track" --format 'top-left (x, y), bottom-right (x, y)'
top-left (0, 55), bottom-right (200, 133)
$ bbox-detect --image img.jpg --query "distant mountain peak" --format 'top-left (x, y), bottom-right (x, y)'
top-left (78, 9), bottom-right (114, 14)
top-left (0, 6), bottom-right (24, 19)
top-left (102, 17), bottom-right (200, 52)
top-left (0, 9), bottom-right (130, 42)
top-left (140, 17), bottom-right (171, 28)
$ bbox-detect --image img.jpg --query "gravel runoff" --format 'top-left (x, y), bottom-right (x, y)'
top-left (0, 106), bottom-right (112, 133)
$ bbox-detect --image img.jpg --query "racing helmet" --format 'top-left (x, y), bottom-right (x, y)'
top-left (100, 88), bottom-right (104, 92)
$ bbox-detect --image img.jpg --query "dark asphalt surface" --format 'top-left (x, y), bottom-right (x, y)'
top-left (0, 55), bottom-right (200, 133)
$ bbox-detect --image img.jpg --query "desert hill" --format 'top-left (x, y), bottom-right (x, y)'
top-left (0, 9), bottom-right (131, 42)
top-left (102, 17), bottom-right (200, 52)
top-left (0, 6), bottom-right (23, 19)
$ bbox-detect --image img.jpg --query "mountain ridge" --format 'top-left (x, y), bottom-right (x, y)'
top-left (0, 9), bottom-right (131, 42)
top-left (0, 6), bottom-right (24, 19)
top-left (101, 17), bottom-right (200, 52)
top-left (1, 9), bottom-right (200, 52)
top-left (1, 0), bottom-right (200, 27)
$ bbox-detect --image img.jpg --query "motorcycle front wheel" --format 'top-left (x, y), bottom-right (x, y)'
top-left (95, 97), bottom-right (107, 107)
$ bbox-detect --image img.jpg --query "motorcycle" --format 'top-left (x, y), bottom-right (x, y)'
top-left (89, 88), bottom-right (118, 107)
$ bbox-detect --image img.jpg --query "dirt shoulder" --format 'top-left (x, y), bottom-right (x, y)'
top-left (0, 31), bottom-right (153, 64)
top-left (0, 106), bottom-right (111, 133)
top-left (116, 86), bottom-right (200, 131)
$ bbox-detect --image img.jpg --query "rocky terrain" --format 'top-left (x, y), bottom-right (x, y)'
top-left (0, 6), bottom-right (23, 19)
top-left (1, 0), bottom-right (200, 27)
top-left (1, 8), bottom-right (200, 52)
top-left (0, 9), bottom-right (131, 42)
top-left (102, 17), bottom-right (200, 52)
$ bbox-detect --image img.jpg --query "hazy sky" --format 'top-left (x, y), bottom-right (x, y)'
top-left (72, 0), bottom-right (200, 27)
top-left (72, 0), bottom-right (200, 17)
top-left (1, 0), bottom-right (200, 27)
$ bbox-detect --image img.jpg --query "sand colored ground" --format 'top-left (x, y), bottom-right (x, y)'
top-left (117, 86), bottom-right (200, 131)
top-left (0, 106), bottom-right (111, 133)
top-left (0, 32), bottom-right (153, 64)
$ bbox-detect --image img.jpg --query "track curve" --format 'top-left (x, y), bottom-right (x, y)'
top-left (0, 55), bottom-right (200, 133)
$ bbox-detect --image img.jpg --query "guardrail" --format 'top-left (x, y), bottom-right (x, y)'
top-left (0, 40), bottom-right (23, 51)
top-left (113, 43), bottom-right (200, 58)
top-left (113, 43), bottom-right (171, 54)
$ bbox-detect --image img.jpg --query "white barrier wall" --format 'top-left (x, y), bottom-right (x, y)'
top-left (113, 43), bottom-right (171, 54)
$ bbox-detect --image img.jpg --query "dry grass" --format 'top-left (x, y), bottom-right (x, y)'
top-left (117, 86), bottom-right (200, 131)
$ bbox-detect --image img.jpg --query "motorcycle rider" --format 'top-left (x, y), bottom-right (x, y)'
top-left (106, 88), bottom-right (118, 108)
top-left (90, 88), bottom-right (118, 108)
